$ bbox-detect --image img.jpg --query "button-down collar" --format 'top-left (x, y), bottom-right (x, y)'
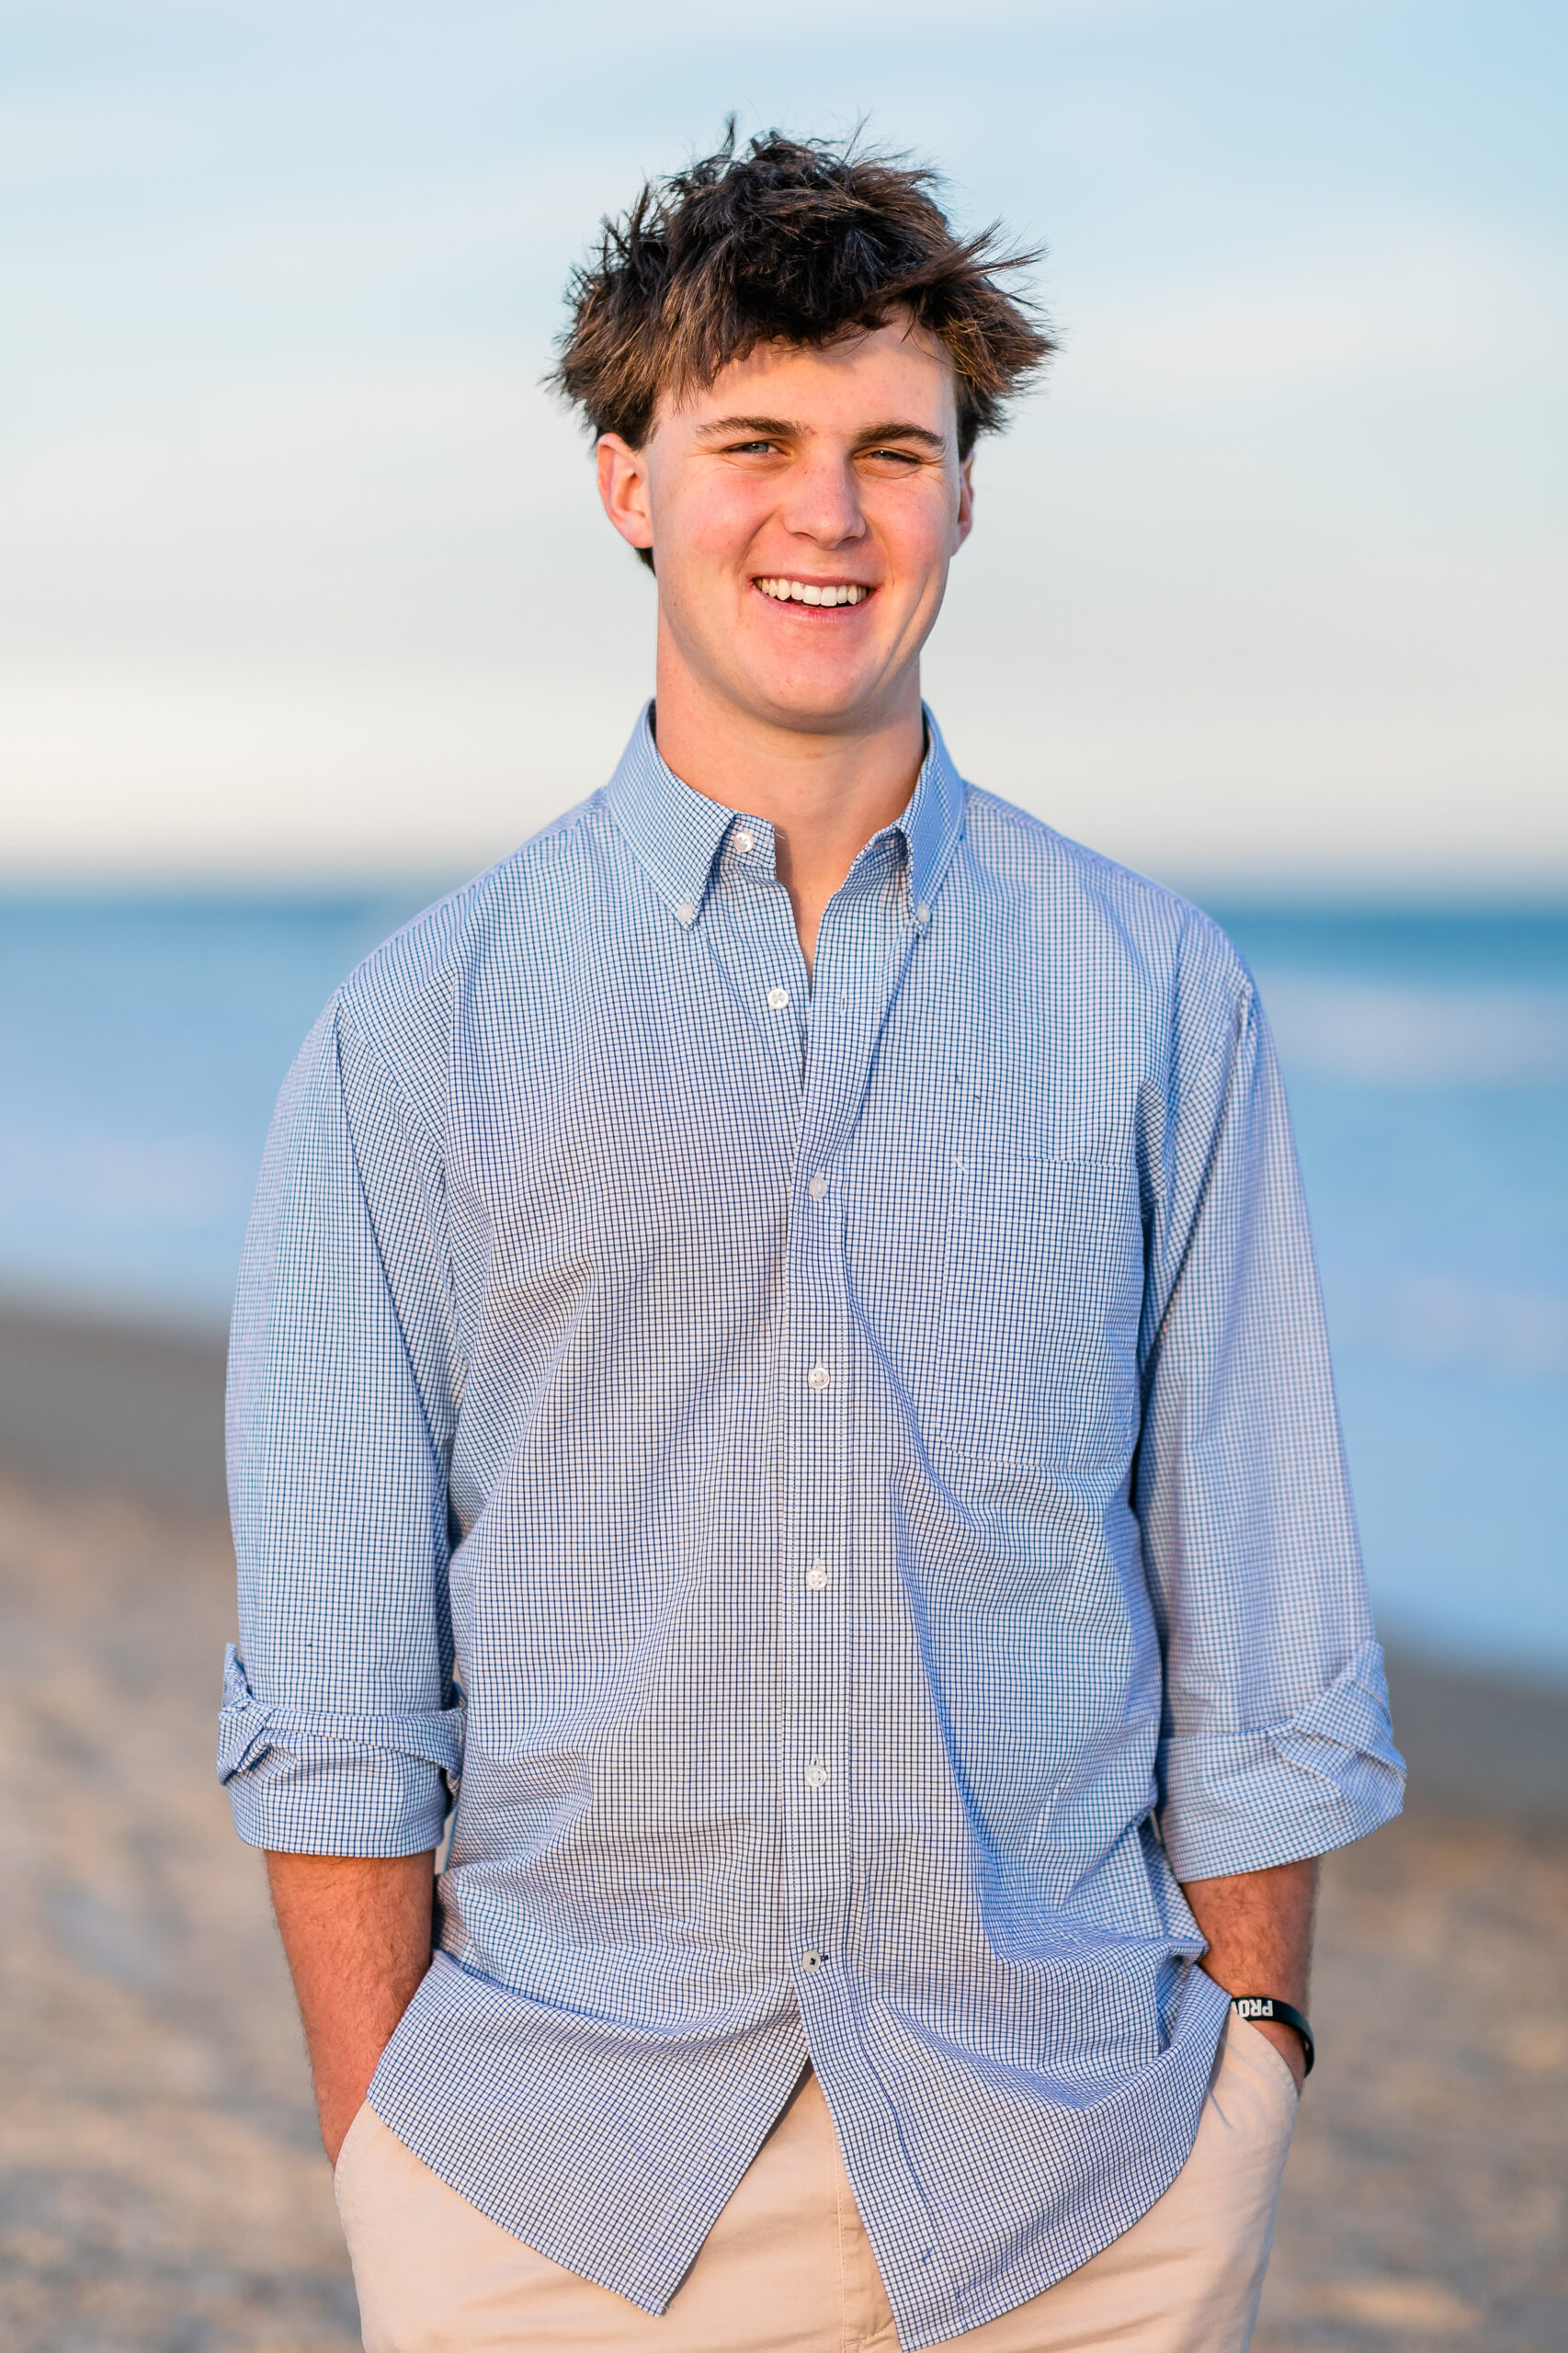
top-left (603, 701), bottom-right (967, 933)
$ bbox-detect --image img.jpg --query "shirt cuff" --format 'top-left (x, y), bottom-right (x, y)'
top-left (218, 1643), bottom-right (462, 1856)
top-left (1156, 1637), bottom-right (1405, 1881)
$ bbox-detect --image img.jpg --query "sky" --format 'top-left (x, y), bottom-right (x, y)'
top-left (2, 0), bottom-right (1564, 890)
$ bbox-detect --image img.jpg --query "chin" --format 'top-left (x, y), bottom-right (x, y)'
top-left (758, 691), bottom-right (881, 733)
top-left (745, 663), bottom-right (890, 732)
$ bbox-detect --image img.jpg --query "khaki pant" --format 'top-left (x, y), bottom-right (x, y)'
top-left (335, 2014), bottom-right (1297, 2352)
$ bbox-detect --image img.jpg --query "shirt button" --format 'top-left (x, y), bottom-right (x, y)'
top-left (807, 1362), bottom-right (831, 1392)
top-left (677, 903), bottom-right (695, 925)
top-left (807, 1173), bottom-right (828, 1201)
top-left (806, 1557), bottom-right (829, 1590)
top-left (805, 1760), bottom-right (829, 1790)
top-left (767, 986), bottom-right (790, 1010)
top-left (734, 829), bottom-right (755, 854)
top-left (801, 1949), bottom-right (824, 1972)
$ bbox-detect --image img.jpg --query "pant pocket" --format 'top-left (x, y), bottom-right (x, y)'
top-left (1232, 2014), bottom-right (1302, 2112)
top-left (332, 2099), bottom-right (376, 2205)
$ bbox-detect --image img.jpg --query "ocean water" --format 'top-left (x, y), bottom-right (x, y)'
top-left (1, 887), bottom-right (1563, 1679)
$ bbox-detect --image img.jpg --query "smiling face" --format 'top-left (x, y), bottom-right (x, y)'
top-left (597, 317), bottom-right (973, 743)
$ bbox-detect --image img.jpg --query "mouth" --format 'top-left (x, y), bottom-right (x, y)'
top-left (753, 576), bottom-right (872, 608)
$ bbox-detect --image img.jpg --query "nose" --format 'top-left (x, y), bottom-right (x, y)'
top-left (779, 451), bottom-right (867, 550)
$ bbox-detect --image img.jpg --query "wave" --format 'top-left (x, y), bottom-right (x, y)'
top-left (1256, 974), bottom-right (1568, 1086)
top-left (1325, 1268), bottom-right (1568, 1381)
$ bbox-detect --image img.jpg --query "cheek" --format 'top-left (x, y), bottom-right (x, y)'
top-left (660, 477), bottom-right (770, 574)
top-left (883, 494), bottom-right (958, 605)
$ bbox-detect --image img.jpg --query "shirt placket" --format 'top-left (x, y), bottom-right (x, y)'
top-left (703, 826), bottom-right (921, 2015)
top-left (778, 847), bottom-right (918, 2021)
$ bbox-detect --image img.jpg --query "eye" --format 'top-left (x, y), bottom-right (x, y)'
top-left (860, 446), bottom-right (925, 468)
top-left (724, 438), bottom-right (781, 457)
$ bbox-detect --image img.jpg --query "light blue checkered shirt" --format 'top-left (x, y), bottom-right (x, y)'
top-left (221, 706), bottom-right (1403, 2347)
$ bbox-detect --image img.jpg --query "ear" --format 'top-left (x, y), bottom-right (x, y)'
top-left (953, 453), bottom-right (975, 553)
top-left (597, 434), bottom-right (654, 555)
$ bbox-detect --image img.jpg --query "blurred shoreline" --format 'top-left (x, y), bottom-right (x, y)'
top-left (0, 1294), bottom-right (229, 1517)
top-left (3, 1291), bottom-right (1564, 1825)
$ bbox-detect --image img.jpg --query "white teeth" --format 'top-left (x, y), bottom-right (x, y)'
top-left (756, 579), bottom-right (869, 606)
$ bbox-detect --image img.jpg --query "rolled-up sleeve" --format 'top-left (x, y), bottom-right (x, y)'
top-left (220, 995), bottom-right (461, 1855)
top-left (1137, 955), bottom-right (1405, 1881)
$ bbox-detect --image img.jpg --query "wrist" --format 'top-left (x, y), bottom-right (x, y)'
top-left (313, 2039), bottom-right (391, 2165)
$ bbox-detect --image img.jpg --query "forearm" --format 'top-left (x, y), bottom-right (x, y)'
top-left (1180, 1856), bottom-right (1319, 2088)
top-left (266, 1849), bottom-right (437, 2164)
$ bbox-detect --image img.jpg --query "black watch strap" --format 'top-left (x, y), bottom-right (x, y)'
top-left (1231, 1995), bottom-right (1314, 2076)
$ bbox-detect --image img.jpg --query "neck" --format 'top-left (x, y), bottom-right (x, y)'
top-left (651, 642), bottom-right (925, 974)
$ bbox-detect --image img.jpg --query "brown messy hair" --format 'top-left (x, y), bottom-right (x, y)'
top-left (551, 126), bottom-right (1054, 567)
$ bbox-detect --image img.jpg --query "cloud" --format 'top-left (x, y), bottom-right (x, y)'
top-left (0, 649), bottom-right (642, 877)
top-left (1062, 218), bottom-right (1566, 408)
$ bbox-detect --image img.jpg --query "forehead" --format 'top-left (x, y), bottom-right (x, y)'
top-left (659, 317), bottom-right (959, 437)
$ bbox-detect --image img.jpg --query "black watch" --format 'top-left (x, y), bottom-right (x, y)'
top-left (1231, 1995), bottom-right (1314, 2076)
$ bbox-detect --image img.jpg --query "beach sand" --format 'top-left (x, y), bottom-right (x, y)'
top-left (1, 1309), bottom-right (1564, 2350)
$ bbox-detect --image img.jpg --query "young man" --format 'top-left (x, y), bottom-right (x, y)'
top-left (221, 133), bottom-right (1403, 2352)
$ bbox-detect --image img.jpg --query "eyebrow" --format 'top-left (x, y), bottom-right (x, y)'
top-left (856, 420), bottom-right (948, 452)
top-left (694, 415), bottom-right (799, 440)
top-left (694, 414), bottom-right (948, 452)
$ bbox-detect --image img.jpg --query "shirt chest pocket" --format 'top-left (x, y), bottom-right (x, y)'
top-left (936, 1152), bottom-right (1144, 1474)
